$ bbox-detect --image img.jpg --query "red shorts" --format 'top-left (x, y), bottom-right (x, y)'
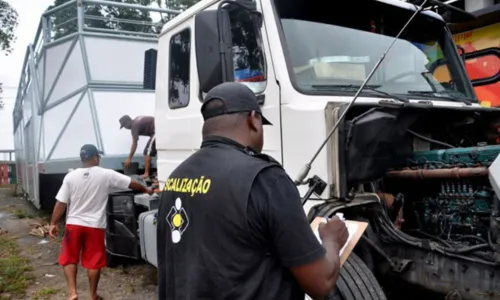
top-left (58, 224), bottom-right (107, 269)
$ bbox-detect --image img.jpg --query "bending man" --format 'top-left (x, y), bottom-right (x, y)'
top-left (119, 115), bottom-right (156, 178)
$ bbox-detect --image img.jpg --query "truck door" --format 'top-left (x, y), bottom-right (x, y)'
top-left (105, 191), bottom-right (141, 259)
top-left (226, 3), bottom-right (282, 161)
top-left (155, 4), bottom-right (282, 187)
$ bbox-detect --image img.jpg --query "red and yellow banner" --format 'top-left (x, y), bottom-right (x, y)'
top-left (453, 23), bottom-right (500, 107)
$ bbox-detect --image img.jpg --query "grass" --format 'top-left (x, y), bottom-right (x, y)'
top-left (0, 235), bottom-right (33, 299)
top-left (0, 205), bottom-right (52, 222)
top-left (32, 287), bottom-right (59, 300)
top-left (0, 206), bottom-right (35, 219)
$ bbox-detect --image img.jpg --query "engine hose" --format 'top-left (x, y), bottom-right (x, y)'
top-left (377, 216), bottom-right (499, 265)
top-left (456, 235), bottom-right (488, 244)
top-left (472, 251), bottom-right (496, 262)
top-left (488, 230), bottom-right (497, 252)
top-left (442, 243), bottom-right (490, 254)
top-left (379, 221), bottom-right (420, 247)
top-left (379, 216), bottom-right (422, 244)
top-left (378, 221), bottom-right (498, 265)
top-left (434, 247), bottom-right (497, 266)
top-left (379, 219), bottom-right (489, 253)
top-left (407, 229), bottom-right (454, 248)
top-left (377, 202), bottom-right (491, 252)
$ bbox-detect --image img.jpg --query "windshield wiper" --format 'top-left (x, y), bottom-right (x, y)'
top-left (407, 90), bottom-right (472, 105)
top-left (311, 84), bottom-right (409, 103)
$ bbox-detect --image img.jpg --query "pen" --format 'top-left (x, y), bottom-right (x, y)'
top-left (324, 216), bottom-right (329, 223)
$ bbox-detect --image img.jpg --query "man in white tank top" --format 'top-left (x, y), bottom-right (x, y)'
top-left (48, 144), bottom-right (153, 300)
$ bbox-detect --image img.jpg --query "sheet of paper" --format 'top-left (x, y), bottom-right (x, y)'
top-left (313, 221), bottom-right (359, 256)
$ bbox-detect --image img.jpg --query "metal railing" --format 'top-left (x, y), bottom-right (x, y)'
top-left (13, 0), bottom-right (180, 132)
top-left (0, 150), bottom-right (16, 185)
top-left (0, 150), bottom-right (15, 163)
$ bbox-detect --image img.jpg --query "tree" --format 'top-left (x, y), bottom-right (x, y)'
top-left (49, 0), bottom-right (107, 39)
top-left (154, 0), bottom-right (200, 31)
top-left (0, 0), bottom-right (19, 54)
top-left (105, 0), bottom-right (153, 33)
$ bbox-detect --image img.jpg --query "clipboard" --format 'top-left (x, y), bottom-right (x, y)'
top-left (311, 217), bottom-right (368, 266)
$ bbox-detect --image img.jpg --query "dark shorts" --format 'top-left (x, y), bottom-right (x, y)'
top-left (143, 135), bottom-right (157, 157)
top-left (58, 224), bottom-right (107, 269)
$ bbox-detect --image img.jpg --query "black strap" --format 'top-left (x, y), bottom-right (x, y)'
top-left (201, 106), bottom-right (228, 120)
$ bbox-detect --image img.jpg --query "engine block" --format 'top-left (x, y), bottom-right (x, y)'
top-left (409, 144), bottom-right (500, 169)
top-left (422, 182), bottom-right (493, 239)
top-left (401, 145), bottom-right (500, 241)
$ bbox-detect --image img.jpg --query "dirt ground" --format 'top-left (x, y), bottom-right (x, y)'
top-left (0, 185), bottom-right (158, 300)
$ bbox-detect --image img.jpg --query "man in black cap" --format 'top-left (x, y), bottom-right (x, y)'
top-left (48, 144), bottom-right (153, 300)
top-left (156, 82), bottom-right (348, 299)
top-left (119, 115), bottom-right (156, 178)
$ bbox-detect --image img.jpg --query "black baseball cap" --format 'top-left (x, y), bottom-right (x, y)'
top-left (80, 144), bottom-right (103, 161)
top-left (201, 82), bottom-right (272, 125)
top-left (119, 115), bottom-right (132, 129)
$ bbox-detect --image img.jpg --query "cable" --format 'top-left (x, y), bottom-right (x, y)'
top-left (361, 235), bottom-right (395, 267)
top-left (407, 229), bottom-right (453, 248)
top-left (407, 129), bottom-right (455, 148)
top-left (377, 215), bottom-right (497, 264)
top-left (456, 235), bottom-right (488, 244)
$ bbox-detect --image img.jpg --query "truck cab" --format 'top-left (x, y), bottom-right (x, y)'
top-left (106, 0), bottom-right (500, 298)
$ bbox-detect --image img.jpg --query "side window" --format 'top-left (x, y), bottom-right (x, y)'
top-left (227, 9), bottom-right (267, 94)
top-left (169, 28), bottom-right (191, 109)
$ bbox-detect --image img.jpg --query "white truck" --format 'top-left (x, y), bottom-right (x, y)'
top-left (104, 0), bottom-right (500, 299)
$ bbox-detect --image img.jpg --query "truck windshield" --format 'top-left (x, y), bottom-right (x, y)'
top-left (276, 1), bottom-right (476, 102)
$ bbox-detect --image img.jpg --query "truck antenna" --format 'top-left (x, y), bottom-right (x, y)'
top-left (294, 0), bottom-right (430, 185)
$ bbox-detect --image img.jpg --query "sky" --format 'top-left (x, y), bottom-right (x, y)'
top-left (0, 0), bottom-right (53, 157)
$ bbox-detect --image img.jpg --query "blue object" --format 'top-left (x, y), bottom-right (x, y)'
top-left (80, 144), bottom-right (103, 160)
top-left (234, 69), bottom-right (265, 82)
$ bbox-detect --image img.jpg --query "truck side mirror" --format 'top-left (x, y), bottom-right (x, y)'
top-left (464, 47), bottom-right (500, 87)
top-left (143, 48), bottom-right (158, 90)
top-left (194, 9), bottom-right (234, 93)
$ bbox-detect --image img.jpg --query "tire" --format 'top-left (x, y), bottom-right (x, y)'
top-left (328, 253), bottom-right (386, 300)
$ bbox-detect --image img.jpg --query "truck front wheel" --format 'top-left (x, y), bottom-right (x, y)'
top-left (328, 253), bottom-right (386, 300)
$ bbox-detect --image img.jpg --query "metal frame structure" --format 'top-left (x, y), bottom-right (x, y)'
top-left (13, 0), bottom-right (179, 208)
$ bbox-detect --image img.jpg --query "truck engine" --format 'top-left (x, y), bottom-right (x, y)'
top-left (319, 106), bottom-right (500, 298)
top-left (385, 145), bottom-right (498, 247)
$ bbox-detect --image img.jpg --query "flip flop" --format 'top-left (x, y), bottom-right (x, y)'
top-left (68, 295), bottom-right (78, 300)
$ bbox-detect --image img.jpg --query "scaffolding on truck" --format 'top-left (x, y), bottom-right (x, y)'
top-left (12, 0), bottom-right (179, 209)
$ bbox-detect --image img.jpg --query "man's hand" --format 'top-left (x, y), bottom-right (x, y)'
top-left (146, 187), bottom-right (154, 195)
top-left (49, 224), bottom-right (59, 239)
top-left (124, 158), bottom-right (132, 168)
top-left (318, 216), bottom-right (348, 252)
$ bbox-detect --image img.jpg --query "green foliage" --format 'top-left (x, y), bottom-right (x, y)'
top-left (0, 235), bottom-right (33, 298)
top-left (105, 0), bottom-right (153, 33)
top-left (0, 0), bottom-right (19, 55)
top-left (49, 0), bottom-right (107, 39)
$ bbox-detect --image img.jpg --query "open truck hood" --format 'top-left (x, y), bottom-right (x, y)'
top-left (325, 101), bottom-right (500, 200)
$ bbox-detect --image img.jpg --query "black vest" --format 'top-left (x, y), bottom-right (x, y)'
top-left (157, 137), bottom-right (281, 299)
